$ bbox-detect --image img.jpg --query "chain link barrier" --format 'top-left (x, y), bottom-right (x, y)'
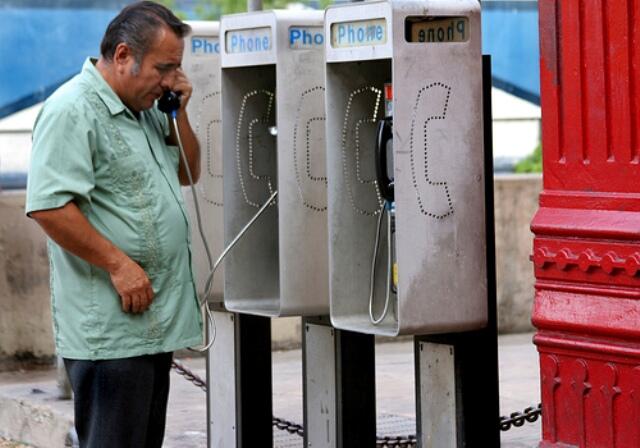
top-left (172, 361), bottom-right (541, 445)
top-left (499, 403), bottom-right (542, 431)
top-left (272, 417), bottom-right (304, 437)
top-left (376, 435), bottom-right (417, 447)
top-left (171, 360), bottom-right (207, 392)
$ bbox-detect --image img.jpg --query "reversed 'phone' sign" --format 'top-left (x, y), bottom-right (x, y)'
top-left (407, 16), bottom-right (469, 43)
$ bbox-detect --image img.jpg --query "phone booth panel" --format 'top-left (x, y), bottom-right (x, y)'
top-left (182, 21), bottom-right (224, 302)
top-left (325, 0), bottom-right (486, 336)
top-left (221, 10), bottom-right (328, 317)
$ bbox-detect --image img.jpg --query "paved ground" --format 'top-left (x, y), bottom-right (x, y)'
top-left (0, 438), bottom-right (30, 448)
top-left (0, 333), bottom-right (541, 447)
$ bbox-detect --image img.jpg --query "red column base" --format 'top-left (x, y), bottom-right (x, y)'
top-left (533, 290), bottom-right (640, 447)
top-left (538, 442), bottom-right (578, 448)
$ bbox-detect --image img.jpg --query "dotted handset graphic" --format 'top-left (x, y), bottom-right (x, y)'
top-left (409, 83), bottom-right (455, 219)
top-left (234, 89), bottom-right (277, 208)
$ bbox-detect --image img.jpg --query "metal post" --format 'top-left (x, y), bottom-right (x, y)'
top-left (208, 310), bottom-right (273, 448)
top-left (415, 55), bottom-right (500, 447)
top-left (208, 309), bottom-right (238, 448)
top-left (303, 317), bottom-right (336, 448)
top-left (303, 317), bottom-right (376, 448)
top-left (336, 328), bottom-right (376, 447)
top-left (236, 314), bottom-right (273, 447)
top-left (247, 0), bottom-right (262, 12)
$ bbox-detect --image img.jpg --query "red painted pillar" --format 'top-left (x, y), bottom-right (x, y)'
top-left (533, 1), bottom-right (640, 446)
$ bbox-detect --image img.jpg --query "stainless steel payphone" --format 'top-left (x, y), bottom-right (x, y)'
top-left (182, 21), bottom-right (224, 302)
top-left (325, 0), bottom-right (487, 336)
top-left (221, 10), bottom-right (329, 316)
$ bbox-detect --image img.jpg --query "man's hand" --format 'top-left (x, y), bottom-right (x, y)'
top-left (166, 67), bottom-right (201, 185)
top-left (31, 202), bottom-right (156, 314)
top-left (171, 68), bottom-right (192, 113)
top-left (109, 257), bottom-right (155, 314)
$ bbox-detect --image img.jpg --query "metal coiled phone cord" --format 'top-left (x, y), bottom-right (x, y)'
top-left (171, 112), bottom-right (277, 352)
top-left (369, 201), bottom-right (393, 324)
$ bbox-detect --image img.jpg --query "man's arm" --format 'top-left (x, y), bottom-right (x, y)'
top-left (166, 68), bottom-right (201, 186)
top-left (30, 202), bottom-right (154, 314)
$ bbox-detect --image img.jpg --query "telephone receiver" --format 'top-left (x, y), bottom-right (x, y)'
top-left (375, 116), bottom-right (394, 203)
top-left (157, 90), bottom-right (181, 115)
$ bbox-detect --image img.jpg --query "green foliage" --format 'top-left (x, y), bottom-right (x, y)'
top-left (160, 0), bottom-right (327, 21)
top-left (156, 0), bottom-right (189, 20)
top-left (514, 144), bottom-right (542, 173)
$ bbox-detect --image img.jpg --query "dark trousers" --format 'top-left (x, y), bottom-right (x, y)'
top-left (64, 352), bottom-right (173, 448)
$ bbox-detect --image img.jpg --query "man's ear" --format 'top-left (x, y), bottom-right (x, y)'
top-left (112, 43), bottom-right (134, 74)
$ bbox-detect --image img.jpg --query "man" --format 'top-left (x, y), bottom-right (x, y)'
top-left (26, 2), bottom-right (202, 446)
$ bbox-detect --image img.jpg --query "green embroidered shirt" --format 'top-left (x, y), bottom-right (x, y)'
top-left (26, 58), bottom-right (202, 360)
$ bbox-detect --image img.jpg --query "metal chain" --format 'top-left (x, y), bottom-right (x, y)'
top-left (273, 415), bottom-right (417, 448)
top-left (171, 361), bottom-right (540, 442)
top-left (272, 417), bottom-right (304, 437)
top-left (171, 360), bottom-right (207, 392)
top-left (499, 403), bottom-right (542, 431)
top-left (376, 435), bottom-right (417, 447)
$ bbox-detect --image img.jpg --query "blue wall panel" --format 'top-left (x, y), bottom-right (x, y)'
top-left (0, 7), bottom-right (122, 117)
top-left (0, 1), bottom-right (541, 119)
top-left (482, 1), bottom-right (540, 104)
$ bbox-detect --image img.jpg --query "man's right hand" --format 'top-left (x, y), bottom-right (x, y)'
top-left (30, 202), bottom-right (155, 314)
top-left (109, 257), bottom-right (155, 314)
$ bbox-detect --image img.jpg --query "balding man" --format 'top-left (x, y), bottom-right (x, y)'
top-left (26, 2), bottom-right (202, 446)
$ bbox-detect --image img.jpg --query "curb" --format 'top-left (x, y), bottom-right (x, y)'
top-left (0, 383), bottom-right (72, 448)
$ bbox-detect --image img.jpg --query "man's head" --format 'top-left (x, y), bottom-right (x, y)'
top-left (98, 1), bottom-right (191, 112)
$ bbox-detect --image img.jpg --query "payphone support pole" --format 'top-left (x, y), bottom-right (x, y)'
top-left (303, 316), bottom-right (376, 448)
top-left (208, 308), bottom-right (273, 448)
top-left (415, 55), bottom-right (500, 447)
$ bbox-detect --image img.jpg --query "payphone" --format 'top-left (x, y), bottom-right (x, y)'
top-left (325, 0), bottom-right (487, 336)
top-left (220, 10), bottom-right (328, 317)
top-left (182, 21), bottom-right (224, 302)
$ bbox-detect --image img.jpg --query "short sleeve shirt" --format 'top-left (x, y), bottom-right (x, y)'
top-left (26, 58), bottom-right (202, 360)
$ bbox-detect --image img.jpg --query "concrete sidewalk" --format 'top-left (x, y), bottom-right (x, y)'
top-left (0, 333), bottom-right (541, 447)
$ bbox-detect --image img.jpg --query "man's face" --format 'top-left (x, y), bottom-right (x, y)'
top-left (119, 27), bottom-right (184, 112)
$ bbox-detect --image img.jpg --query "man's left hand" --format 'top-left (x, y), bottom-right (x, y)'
top-left (171, 68), bottom-right (192, 113)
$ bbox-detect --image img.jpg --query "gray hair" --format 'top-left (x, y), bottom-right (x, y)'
top-left (100, 1), bottom-right (190, 66)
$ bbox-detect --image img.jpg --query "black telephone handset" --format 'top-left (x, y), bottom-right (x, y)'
top-left (157, 90), bottom-right (181, 116)
top-left (375, 116), bottom-right (394, 203)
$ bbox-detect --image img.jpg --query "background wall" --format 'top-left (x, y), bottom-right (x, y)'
top-left (494, 174), bottom-right (541, 333)
top-left (0, 192), bottom-right (53, 369)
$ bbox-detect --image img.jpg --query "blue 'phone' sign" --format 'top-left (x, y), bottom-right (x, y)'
top-left (289, 26), bottom-right (324, 49)
top-left (191, 36), bottom-right (220, 55)
top-left (331, 18), bottom-right (387, 48)
top-left (226, 27), bottom-right (272, 54)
